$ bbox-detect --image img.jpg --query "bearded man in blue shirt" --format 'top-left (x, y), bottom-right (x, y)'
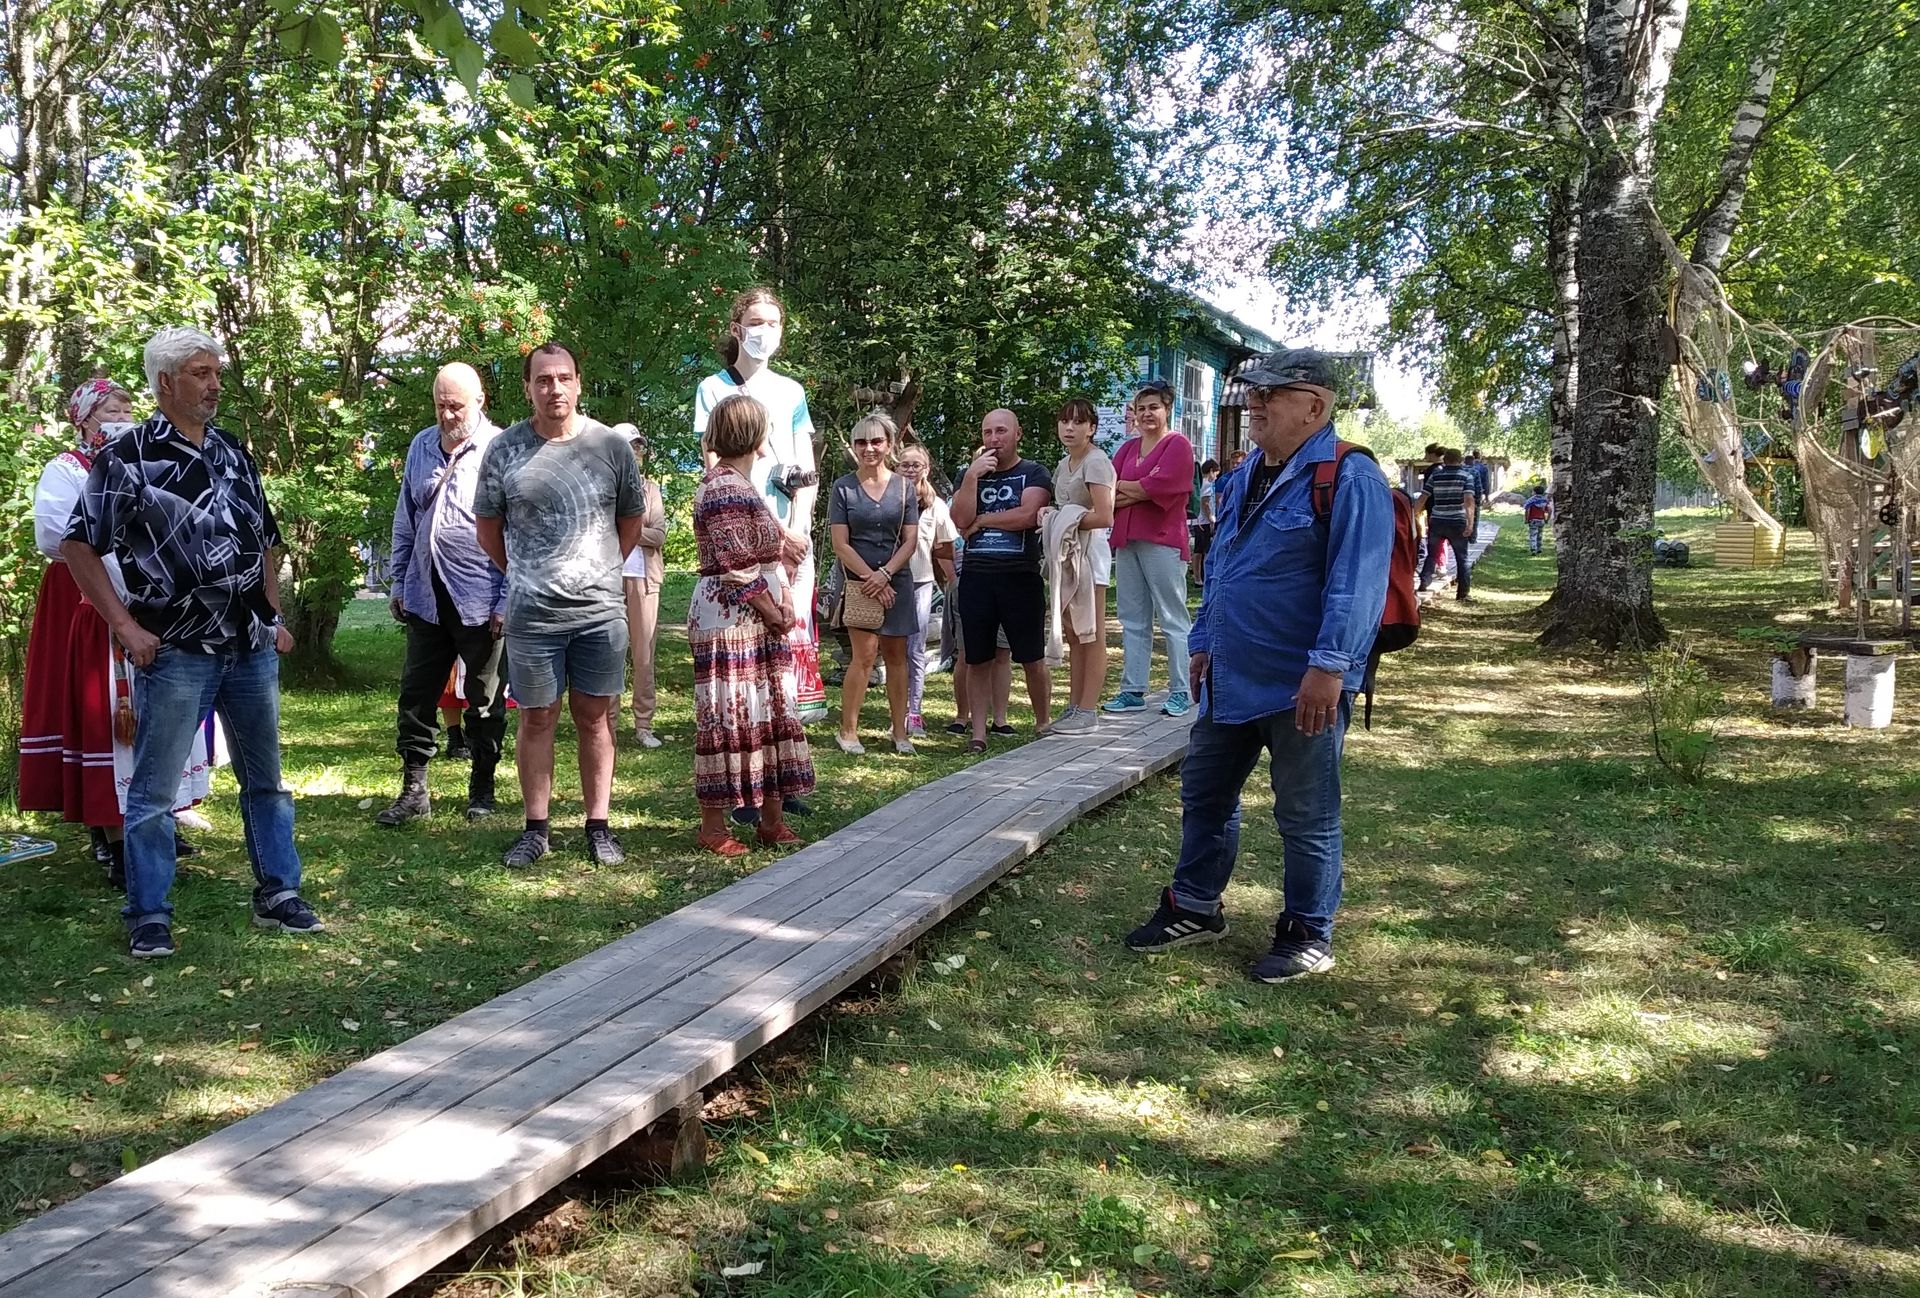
top-left (1124, 348), bottom-right (1392, 982)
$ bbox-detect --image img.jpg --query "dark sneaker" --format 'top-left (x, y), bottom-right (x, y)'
top-left (253, 894), bottom-right (325, 933)
top-left (989, 723), bottom-right (1018, 738)
top-left (1125, 888), bottom-right (1228, 952)
top-left (128, 923), bottom-right (176, 959)
top-left (784, 796), bottom-right (815, 817)
top-left (585, 825), bottom-right (625, 866)
top-left (503, 829), bottom-right (551, 869)
top-left (444, 726), bottom-right (471, 761)
top-left (174, 834), bottom-right (202, 859)
top-left (1249, 916), bottom-right (1336, 983)
top-left (731, 804), bottom-right (760, 828)
top-left (943, 720), bottom-right (969, 735)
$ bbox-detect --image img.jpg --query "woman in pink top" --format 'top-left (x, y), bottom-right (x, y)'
top-left (1104, 379), bottom-right (1196, 717)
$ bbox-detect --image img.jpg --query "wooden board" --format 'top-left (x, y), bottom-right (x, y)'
top-left (0, 712), bottom-right (1193, 1298)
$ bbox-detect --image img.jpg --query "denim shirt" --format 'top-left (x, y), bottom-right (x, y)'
top-left (390, 422), bottom-right (507, 626)
top-left (1189, 425), bottom-right (1393, 723)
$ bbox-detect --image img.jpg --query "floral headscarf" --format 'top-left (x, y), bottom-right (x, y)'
top-left (67, 377), bottom-right (132, 450)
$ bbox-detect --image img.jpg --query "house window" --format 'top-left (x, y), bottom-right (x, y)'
top-left (1180, 360), bottom-right (1212, 445)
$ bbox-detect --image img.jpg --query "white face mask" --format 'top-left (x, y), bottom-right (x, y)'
top-left (740, 323), bottom-right (781, 362)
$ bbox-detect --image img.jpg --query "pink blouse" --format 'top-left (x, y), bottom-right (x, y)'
top-left (1109, 432), bottom-right (1195, 558)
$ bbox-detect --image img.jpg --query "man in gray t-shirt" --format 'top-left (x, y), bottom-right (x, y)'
top-left (475, 343), bottom-right (644, 869)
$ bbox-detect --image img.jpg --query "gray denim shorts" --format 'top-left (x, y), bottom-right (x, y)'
top-left (505, 619), bottom-right (629, 708)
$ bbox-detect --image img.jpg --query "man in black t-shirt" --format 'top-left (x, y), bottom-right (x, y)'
top-left (949, 408), bottom-right (1054, 748)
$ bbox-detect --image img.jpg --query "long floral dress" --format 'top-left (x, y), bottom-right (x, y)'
top-left (689, 464), bottom-right (816, 810)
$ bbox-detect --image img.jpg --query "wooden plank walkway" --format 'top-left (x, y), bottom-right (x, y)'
top-left (1425, 520), bottom-right (1500, 593)
top-left (0, 710), bottom-right (1194, 1298)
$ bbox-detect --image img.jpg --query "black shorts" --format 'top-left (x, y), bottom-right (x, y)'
top-left (1191, 522), bottom-right (1215, 557)
top-left (956, 567), bottom-right (1046, 666)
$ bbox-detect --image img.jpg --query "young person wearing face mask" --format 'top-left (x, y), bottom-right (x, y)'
top-left (694, 287), bottom-right (822, 821)
top-left (19, 376), bottom-right (217, 887)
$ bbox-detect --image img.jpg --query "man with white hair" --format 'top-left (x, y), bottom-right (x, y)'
top-left (63, 326), bottom-right (322, 959)
top-left (375, 362), bottom-right (508, 826)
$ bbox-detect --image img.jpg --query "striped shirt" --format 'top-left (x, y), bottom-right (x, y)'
top-left (1425, 465), bottom-right (1476, 523)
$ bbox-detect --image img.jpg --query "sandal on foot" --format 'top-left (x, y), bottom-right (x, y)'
top-left (968, 739), bottom-right (988, 754)
top-left (756, 825), bottom-right (804, 847)
top-left (697, 831), bottom-right (750, 858)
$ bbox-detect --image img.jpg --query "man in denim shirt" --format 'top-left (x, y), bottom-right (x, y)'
top-left (375, 363), bottom-right (508, 827)
top-left (1125, 349), bottom-right (1391, 982)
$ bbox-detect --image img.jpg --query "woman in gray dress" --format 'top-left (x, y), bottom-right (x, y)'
top-left (828, 411), bottom-right (921, 755)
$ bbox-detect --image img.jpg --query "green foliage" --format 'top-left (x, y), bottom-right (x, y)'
top-left (1642, 639), bottom-right (1724, 785)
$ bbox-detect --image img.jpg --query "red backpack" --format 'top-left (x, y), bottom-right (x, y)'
top-left (1309, 442), bottom-right (1421, 728)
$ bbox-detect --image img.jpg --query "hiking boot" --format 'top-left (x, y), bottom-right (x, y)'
top-left (444, 725), bottom-right (471, 761)
top-left (1249, 916), bottom-right (1336, 983)
top-left (1103, 691), bottom-right (1148, 713)
top-left (1161, 691), bottom-right (1192, 718)
top-left (374, 761), bottom-right (431, 827)
top-left (503, 829), bottom-right (551, 869)
top-left (466, 763), bottom-right (498, 821)
top-left (129, 922), bottom-right (176, 959)
top-left (585, 825), bottom-right (626, 866)
top-left (1125, 888), bottom-right (1228, 952)
top-left (253, 893), bottom-right (326, 934)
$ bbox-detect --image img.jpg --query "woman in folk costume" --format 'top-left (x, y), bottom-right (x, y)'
top-left (17, 376), bottom-right (218, 884)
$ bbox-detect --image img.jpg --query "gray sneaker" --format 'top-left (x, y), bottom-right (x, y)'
top-left (503, 829), bottom-right (551, 869)
top-left (1049, 707), bottom-right (1099, 735)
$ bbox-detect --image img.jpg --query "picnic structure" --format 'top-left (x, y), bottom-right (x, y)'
top-left (0, 711), bottom-right (1195, 1298)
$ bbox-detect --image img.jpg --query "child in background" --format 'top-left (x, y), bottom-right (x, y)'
top-left (1523, 484), bottom-right (1553, 555)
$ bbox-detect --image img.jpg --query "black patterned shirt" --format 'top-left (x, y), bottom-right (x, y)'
top-left (65, 414), bottom-right (284, 652)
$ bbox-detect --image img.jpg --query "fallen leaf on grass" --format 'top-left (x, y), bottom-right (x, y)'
top-left (719, 1261), bottom-right (764, 1277)
top-left (356, 798), bottom-right (373, 810)
top-left (1314, 1100), bottom-right (1330, 1112)
top-left (1520, 1239), bottom-right (1542, 1253)
top-left (67, 1163), bottom-right (87, 1179)
top-left (738, 1142), bottom-right (770, 1164)
top-left (238, 1042), bottom-right (259, 1052)
top-left (1656, 1120), bottom-right (1682, 1133)
top-left (1273, 1248), bottom-right (1320, 1260)
top-left (340, 1019), bottom-right (360, 1032)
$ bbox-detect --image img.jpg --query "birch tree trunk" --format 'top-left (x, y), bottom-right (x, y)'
top-left (1540, 0), bottom-right (1689, 649)
top-left (1669, 36), bottom-right (1784, 532)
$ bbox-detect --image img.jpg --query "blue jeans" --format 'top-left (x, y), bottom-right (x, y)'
top-left (1170, 695), bottom-right (1352, 943)
top-left (125, 646), bottom-right (302, 929)
top-left (1115, 541), bottom-right (1191, 694)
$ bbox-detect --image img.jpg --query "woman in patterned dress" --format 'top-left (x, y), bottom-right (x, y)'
top-left (688, 394), bottom-right (816, 856)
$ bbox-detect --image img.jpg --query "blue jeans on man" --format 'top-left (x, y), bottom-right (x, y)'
top-left (1170, 694), bottom-right (1351, 943)
top-left (125, 646), bottom-right (302, 929)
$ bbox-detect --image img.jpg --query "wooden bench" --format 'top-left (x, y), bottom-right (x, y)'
top-left (0, 711), bottom-right (1194, 1298)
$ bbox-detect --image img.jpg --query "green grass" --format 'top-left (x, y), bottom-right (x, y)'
top-left (399, 510), bottom-right (1918, 1298)
top-left (7, 511), bottom-right (1919, 1298)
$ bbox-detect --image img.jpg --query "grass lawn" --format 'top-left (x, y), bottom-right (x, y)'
top-left (5, 510), bottom-right (1919, 1298)
top-left (403, 511), bottom-right (1916, 1298)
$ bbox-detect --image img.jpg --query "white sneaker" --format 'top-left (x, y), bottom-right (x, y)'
top-left (836, 734), bottom-right (866, 756)
top-left (893, 738), bottom-right (916, 756)
top-left (635, 727), bottom-right (663, 749)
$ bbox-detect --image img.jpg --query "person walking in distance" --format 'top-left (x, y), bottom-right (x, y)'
top-left (376, 362), bottom-right (509, 826)
top-left (1417, 449), bottom-right (1479, 600)
top-left (948, 408), bottom-right (1054, 751)
top-left (63, 327), bottom-right (324, 958)
top-left (1123, 349), bottom-right (1391, 983)
top-left (615, 424), bottom-right (670, 747)
top-left (1522, 482), bottom-right (1553, 556)
top-left (474, 342), bottom-right (646, 868)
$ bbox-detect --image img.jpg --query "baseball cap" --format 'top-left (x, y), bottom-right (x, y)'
top-left (1238, 348), bottom-right (1342, 397)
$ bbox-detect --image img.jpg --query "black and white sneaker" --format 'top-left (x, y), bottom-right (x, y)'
top-left (1249, 916), bottom-right (1336, 983)
top-left (253, 893), bottom-right (325, 933)
top-left (503, 829), bottom-right (551, 869)
top-left (1125, 888), bottom-right (1228, 952)
top-left (128, 922), bottom-right (176, 959)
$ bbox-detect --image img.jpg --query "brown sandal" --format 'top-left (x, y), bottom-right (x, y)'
top-left (756, 825), bottom-right (804, 847)
top-left (697, 830), bottom-right (750, 858)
